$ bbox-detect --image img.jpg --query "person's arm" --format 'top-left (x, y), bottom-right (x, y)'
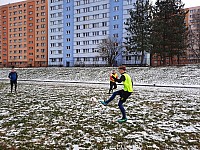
top-left (8, 73), bottom-right (11, 79)
top-left (112, 74), bottom-right (125, 83)
top-left (110, 74), bottom-right (113, 80)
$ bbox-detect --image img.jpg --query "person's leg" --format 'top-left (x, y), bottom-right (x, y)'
top-left (105, 90), bottom-right (121, 104)
top-left (113, 82), bottom-right (117, 89)
top-left (118, 92), bottom-right (131, 120)
top-left (14, 81), bottom-right (17, 93)
top-left (118, 100), bottom-right (126, 119)
top-left (109, 82), bottom-right (113, 93)
top-left (10, 81), bottom-right (13, 93)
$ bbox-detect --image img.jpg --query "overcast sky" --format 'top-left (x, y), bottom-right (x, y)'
top-left (0, 0), bottom-right (199, 8)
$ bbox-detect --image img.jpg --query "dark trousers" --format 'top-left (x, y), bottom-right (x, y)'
top-left (10, 80), bottom-right (17, 93)
top-left (109, 81), bottom-right (117, 93)
top-left (105, 90), bottom-right (132, 119)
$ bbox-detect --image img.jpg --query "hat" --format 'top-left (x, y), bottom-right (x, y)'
top-left (118, 65), bottom-right (126, 71)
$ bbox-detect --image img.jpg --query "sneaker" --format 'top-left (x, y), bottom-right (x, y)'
top-left (117, 118), bottom-right (127, 123)
top-left (99, 100), bottom-right (107, 106)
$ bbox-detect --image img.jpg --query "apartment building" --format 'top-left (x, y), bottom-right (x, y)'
top-left (185, 6), bottom-right (200, 64)
top-left (48, 0), bottom-right (74, 67)
top-left (48, 0), bottom-right (137, 67)
top-left (0, 0), bottom-right (48, 68)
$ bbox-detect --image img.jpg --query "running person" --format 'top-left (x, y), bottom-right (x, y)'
top-left (100, 65), bottom-right (133, 123)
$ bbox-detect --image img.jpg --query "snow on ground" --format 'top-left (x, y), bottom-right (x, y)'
top-left (0, 65), bottom-right (200, 149)
top-left (0, 65), bottom-right (200, 85)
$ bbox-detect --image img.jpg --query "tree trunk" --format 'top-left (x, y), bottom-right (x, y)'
top-left (140, 50), bottom-right (144, 66)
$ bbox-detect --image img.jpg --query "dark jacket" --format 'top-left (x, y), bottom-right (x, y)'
top-left (8, 71), bottom-right (18, 81)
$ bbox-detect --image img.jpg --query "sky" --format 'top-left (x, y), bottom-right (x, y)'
top-left (0, 0), bottom-right (199, 8)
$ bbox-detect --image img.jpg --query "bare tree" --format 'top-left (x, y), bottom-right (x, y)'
top-left (98, 37), bottom-right (123, 67)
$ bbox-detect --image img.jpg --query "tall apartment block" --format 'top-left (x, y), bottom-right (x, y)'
top-left (0, 0), bottom-right (48, 68)
top-left (48, 0), bottom-right (137, 67)
top-left (185, 6), bottom-right (200, 64)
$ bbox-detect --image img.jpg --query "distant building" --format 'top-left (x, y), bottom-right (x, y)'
top-left (0, 0), bottom-right (48, 68)
top-left (151, 5), bottom-right (200, 67)
top-left (185, 6), bottom-right (200, 64)
top-left (48, 0), bottom-right (74, 67)
top-left (48, 0), bottom-right (148, 67)
top-left (0, 0), bottom-right (149, 68)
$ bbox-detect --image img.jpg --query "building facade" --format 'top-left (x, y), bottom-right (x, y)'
top-left (48, 0), bottom-right (140, 67)
top-left (0, 0), bottom-right (48, 68)
top-left (1, 0), bottom-right (150, 68)
top-left (48, 0), bottom-right (74, 67)
top-left (185, 6), bottom-right (200, 64)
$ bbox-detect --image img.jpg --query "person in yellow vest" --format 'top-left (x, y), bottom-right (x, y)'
top-left (100, 65), bottom-right (133, 123)
top-left (108, 70), bottom-right (118, 94)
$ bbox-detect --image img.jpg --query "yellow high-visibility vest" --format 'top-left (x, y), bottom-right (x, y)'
top-left (110, 73), bottom-right (118, 82)
top-left (123, 73), bottom-right (133, 92)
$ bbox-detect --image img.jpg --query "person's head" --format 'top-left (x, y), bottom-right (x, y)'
top-left (118, 65), bottom-right (126, 74)
top-left (11, 66), bottom-right (15, 69)
top-left (112, 70), bottom-right (116, 74)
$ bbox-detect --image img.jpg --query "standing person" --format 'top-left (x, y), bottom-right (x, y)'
top-left (100, 65), bottom-right (133, 123)
top-left (108, 70), bottom-right (118, 94)
top-left (8, 66), bottom-right (18, 93)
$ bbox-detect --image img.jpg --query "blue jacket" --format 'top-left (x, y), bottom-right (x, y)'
top-left (8, 71), bottom-right (18, 81)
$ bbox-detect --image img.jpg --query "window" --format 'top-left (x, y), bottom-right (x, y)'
top-left (126, 56), bottom-right (131, 60)
top-left (58, 4), bottom-right (63, 9)
top-left (41, 12), bottom-right (45, 16)
top-left (58, 12), bottom-right (62, 17)
top-left (76, 9), bottom-right (80, 14)
top-left (113, 24), bottom-right (118, 29)
top-left (114, 6), bottom-right (119, 11)
top-left (76, 33), bottom-right (80, 37)
top-left (66, 22), bottom-right (70, 26)
top-left (113, 15), bottom-right (119, 20)
top-left (58, 50), bottom-right (62, 54)
top-left (66, 15), bottom-right (70, 19)
top-left (76, 49), bottom-right (80, 53)
top-left (103, 4), bottom-right (107, 9)
top-left (92, 23), bottom-right (99, 28)
top-left (66, 30), bottom-right (70, 34)
top-left (76, 25), bottom-right (80, 30)
top-left (83, 24), bottom-right (89, 29)
top-left (93, 31), bottom-right (99, 36)
top-left (83, 16), bottom-right (89, 21)
top-left (83, 32), bottom-right (89, 37)
top-left (76, 17), bottom-right (80, 22)
top-left (83, 0), bottom-right (89, 4)
top-left (102, 22), bottom-right (107, 27)
top-left (113, 33), bottom-right (118, 37)
top-left (58, 43), bottom-right (62, 47)
top-left (76, 1), bottom-right (80, 6)
top-left (102, 13), bottom-right (107, 18)
top-left (83, 7), bottom-right (90, 12)
top-left (93, 14), bottom-right (99, 19)
top-left (93, 6), bottom-right (99, 11)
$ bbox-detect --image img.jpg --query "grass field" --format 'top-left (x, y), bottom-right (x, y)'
top-left (0, 80), bottom-right (199, 149)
